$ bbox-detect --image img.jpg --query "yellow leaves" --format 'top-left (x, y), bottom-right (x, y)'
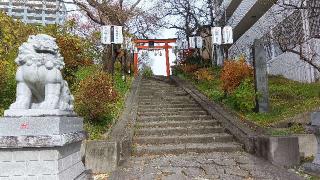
top-left (193, 68), bottom-right (214, 82)
top-left (0, 12), bottom-right (37, 60)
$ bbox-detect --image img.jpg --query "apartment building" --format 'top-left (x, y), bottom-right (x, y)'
top-left (219, 0), bottom-right (320, 82)
top-left (0, 0), bottom-right (67, 25)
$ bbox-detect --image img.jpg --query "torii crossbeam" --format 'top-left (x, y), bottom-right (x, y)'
top-left (133, 38), bottom-right (177, 77)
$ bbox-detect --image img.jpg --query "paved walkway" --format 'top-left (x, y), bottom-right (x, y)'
top-left (110, 152), bottom-right (302, 179)
top-left (110, 77), bottom-right (303, 180)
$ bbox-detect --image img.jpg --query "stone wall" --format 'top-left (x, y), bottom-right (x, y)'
top-left (0, 143), bottom-right (85, 179)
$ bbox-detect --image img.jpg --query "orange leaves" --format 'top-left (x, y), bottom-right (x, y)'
top-left (220, 57), bottom-right (253, 93)
top-left (75, 72), bottom-right (118, 122)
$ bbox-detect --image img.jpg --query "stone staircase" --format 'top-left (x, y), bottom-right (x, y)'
top-left (133, 77), bottom-right (243, 156)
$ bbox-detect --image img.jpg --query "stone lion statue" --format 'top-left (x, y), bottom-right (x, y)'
top-left (7, 34), bottom-right (74, 112)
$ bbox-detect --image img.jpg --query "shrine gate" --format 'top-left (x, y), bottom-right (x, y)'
top-left (133, 39), bottom-right (177, 77)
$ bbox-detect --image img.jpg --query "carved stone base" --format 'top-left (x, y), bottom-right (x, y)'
top-left (4, 109), bottom-right (76, 117)
top-left (0, 116), bottom-right (89, 180)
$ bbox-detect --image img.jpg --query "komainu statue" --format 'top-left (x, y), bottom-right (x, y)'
top-left (4, 34), bottom-right (74, 117)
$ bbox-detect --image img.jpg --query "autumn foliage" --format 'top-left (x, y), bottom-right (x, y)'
top-left (220, 58), bottom-right (253, 93)
top-left (180, 64), bottom-right (199, 73)
top-left (56, 36), bottom-right (93, 70)
top-left (193, 68), bottom-right (214, 81)
top-left (75, 72), bottom-right (118, 122)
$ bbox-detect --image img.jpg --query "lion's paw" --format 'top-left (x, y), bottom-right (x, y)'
top-left (39, 101), bottom-right (58, 110)
top-left (9, 101), bottom-right (29, 110)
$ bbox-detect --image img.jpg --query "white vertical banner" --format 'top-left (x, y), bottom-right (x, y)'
top-left (189, 36), bottom-right (196, 48)
top-left (101, 25), bottom-right (111, 44)
top-left (223, 26), bottom-right (233, 44)
top-left (114, 26), bottom-right (123, 44)
top-left (212, 27), bottom-right (222, 45)
top-left (196, 36), bottom-right (203, 49)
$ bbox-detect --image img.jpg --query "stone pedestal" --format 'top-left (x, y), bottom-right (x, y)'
top-left (0, 116), bottom-right (90, 180)
top-left (304, 112), bottom-right (320, 176)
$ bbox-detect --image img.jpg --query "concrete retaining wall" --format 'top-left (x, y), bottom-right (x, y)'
top-left (298, 134), bottom-right (317, 158)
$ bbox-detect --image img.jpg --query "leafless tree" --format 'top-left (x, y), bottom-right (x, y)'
top-left (60, 0), bottom-right (160, 73)
top-left (155, 0), bottom-right (216, 41)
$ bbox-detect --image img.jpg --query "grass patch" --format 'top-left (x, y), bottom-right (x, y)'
top-left (176, 69), bottom-right (320, 132)
top-left (245, 76), bottom-right (320, 128)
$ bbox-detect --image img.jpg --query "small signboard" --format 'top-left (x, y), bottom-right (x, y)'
top-left (114, 26), bottom-right (123, 44)
top-left (101, 26), bottom-right (111, 45)
top-left (196, 36), bottom-right (203, 49)
top-left (189, 37), bottom-right (196, 49)
top-left (223, 26), bottom-right (233, 44)
top-left (101, 25), bottom-right (123, 44)
top-left (212, 27), bottom-right (222, 45)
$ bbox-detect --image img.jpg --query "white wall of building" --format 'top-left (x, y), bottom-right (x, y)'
top-left (227, 1), bottom-right (320, 82)
top-left (228, 0), bottom-right (257, 28)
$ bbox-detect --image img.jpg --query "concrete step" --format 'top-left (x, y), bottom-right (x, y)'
top-left (136, 119), bottom-right (217, 128)
top-left (139, 92), bottom-right (187, 96)
top-left (140, 93), bottom-right (188, 96)
top-left (134, 142), bottom-right (243, 156)
top-left (139, 92), bottom-right (188, 97)
top-left (138, 104), bottom-right (200, 109)
top-left (139, 97), bottom-right (193, 102)
top-left (139, 87), bottom-right (178, 90)
top-left (135, 126), bottom-right (224, 136)
top-left (138, 115), bottom-right (213, 122)
top-left (139, 97), bottom-right (194, 101)
top-left (139, 96), bottom-right (193, 101)
top-left (133, 133), bottom-right (234, 145)
top-left (138, 107), bottom-right (204, 113)
top-left (138, 111), bottom-right (208, 116)
top-left (139, 101), bottom-right (197, 106)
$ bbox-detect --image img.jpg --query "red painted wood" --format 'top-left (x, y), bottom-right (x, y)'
top-left (165, 43), bottom-right (170, 77)
top-left (136, 45), bottom-right (172, 49)
top-left (132, 39), bottom-right (177, 77)
top-left (134, 39), bottom-right (177, 43)
top-left (134, 53), bottom-right (138, 76)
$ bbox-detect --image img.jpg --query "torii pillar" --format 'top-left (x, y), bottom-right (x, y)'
top-left (133, 39), bottom-right (177, 77)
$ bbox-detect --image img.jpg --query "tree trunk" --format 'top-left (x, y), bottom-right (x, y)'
top-left (102, 45), bottom-right (114, 74)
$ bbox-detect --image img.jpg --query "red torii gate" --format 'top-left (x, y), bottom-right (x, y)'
top-left (133, 38), bottom-right (177, 77)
